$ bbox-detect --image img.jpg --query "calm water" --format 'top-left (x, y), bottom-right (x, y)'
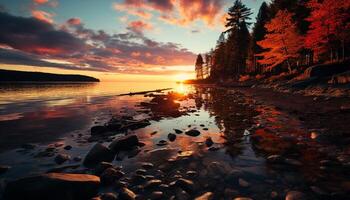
top-left (0, 82), bottom-right (348, 199)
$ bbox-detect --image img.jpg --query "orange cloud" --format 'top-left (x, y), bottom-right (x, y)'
top-left (127, 20), bottom-right (153, 34)
top-left (33, 0), bottom-right (49, 4)
top-left (31, 10), bottom-right (54, 24)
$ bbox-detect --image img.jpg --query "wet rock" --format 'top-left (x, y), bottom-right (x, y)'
top-left (83, 143), bottom-right (115, 167)
top-left (234, 198), bottom-right (253, 200)
top-left (91, 125), bottom-right (108, 136)
top-left (174, 129), bottom-right (183, 134)
top-left (175, 189), bottom-right (190, 200)
top-left (136, 169), bottom-right (147, 175)
top-left (4, 173), bottom-right (100, 200)
top-left (186, 170), bottom-right (197, 177)
top-left (168, 133), bottom-right (177, 142)
top-left (185, 129), bottom-right (201, 137)
top-left (238, 178), bottom-right (250, 187)
top-left (205, 137), bottom-right (214, 147)
top-left (109, 135), bottom-right (139, 152)
top-left (94, 162), bottom-right (114, 175)
top-left (54, 153), bottom-right (70, 165)
top-left (100, 168), bottom-right (124, 185)
top-left (285, 191), bottom-right (306, 200)
top-left (122, 120), bottom-right (151, 131)
top-left (131, 174), bottom-right (147, 185)
top-left (119, 187), bottom-right (136, 200)
top-left (101, 192), bottom-right (117, 200)
top-left (157, 140), bottom-right (168, 146)
top-left (150, 191), bottom-right (163, 200)
top-left (171, 178), bottom-right (194, 193)
top-left (144, 179), bottom-right (162, 190)
top-left (267, 155), bottom-right (284, 164)
top-left (64, 145), bottom-right (72, 150)
top-left (141, 162), bottom-right (154, 170)
top-left (0, 165), bottom-right (10, 174)
top-left (73, 156), bottom-right (82, 162)
top-left (194, 192), bottom-right (214, 200)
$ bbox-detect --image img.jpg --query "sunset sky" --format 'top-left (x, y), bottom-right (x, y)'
top-left (0, 0), bottom-right (266, 81)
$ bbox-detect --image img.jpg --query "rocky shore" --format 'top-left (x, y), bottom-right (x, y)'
top-left (0, 86), bottom-right (349, 200)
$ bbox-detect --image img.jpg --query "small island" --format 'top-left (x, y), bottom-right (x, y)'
top-left (0, 69), bottom-right (100, 82)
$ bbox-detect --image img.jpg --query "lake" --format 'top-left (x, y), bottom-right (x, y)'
top-left (0, 82), bottom-right (348, 199)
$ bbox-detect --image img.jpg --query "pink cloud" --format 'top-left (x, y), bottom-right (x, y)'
top-left (127, 20), bottom-right (153, 34)
top-left (31, 10), bottom-right (54, 24)
top-left (67, 18), bottom-right (81, 26)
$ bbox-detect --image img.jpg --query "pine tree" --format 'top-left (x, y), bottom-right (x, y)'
top-left (224, 0), bottom-right (252, 78)
top-left (195, 54), bottom-right (204, 79)
top-left (257, 10), bottom-right (304, 73)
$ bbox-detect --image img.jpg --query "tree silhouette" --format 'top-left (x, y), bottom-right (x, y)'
top-left (195, 54), bottom-right (204, 79)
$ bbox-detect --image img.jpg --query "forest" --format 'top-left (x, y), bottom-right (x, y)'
top-left (194, 0), bottom-right (350, 84)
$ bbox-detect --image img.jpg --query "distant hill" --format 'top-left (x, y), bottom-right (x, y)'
top-left (0, 69), bottom-right (100, 82)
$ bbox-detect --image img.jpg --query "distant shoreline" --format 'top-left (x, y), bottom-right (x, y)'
top-left (0, 69), bottom-right (100, 82)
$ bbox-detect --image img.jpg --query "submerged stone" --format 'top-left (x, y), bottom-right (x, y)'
top-left (109, 135), bottom-right (139, 152)
top-left (83, 143), bottom-right (115, 167)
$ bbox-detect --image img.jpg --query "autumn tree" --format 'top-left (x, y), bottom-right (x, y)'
top-left (306, 0), bottom-right (350, 62)
top-left (224, 0), bottom-right (252, 78)
top-left (195, 54), bottom-right (204, 79)
top-left (257, 10), bottom-right (304, 73)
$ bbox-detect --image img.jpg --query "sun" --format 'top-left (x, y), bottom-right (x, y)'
top-left (173, 73), bottom-right (192, 82)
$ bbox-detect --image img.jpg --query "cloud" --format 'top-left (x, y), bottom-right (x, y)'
top-left (31, 10), bottom-right (54, 24)
top-left (0, 11), bottom-right (196, 75)
top-left (0, 12), bottom-right (86, 56)
top-left (66, 18), bottom-right (81, 26)
top-left (33, 0), bottom-right (49, 4)
top-left (115, 0), bottom-right (226, 27)
top-left (33, 0), bottom-right (58, 7)
top-left (127, 20), bottom-right (153, 34)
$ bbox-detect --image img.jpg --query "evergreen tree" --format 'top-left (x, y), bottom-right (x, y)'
top-left (224, 0), bottom-right (252, 78)
top-left (195, 54), bottom-right (204, 79)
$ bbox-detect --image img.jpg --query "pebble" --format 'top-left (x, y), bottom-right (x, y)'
top-left (54, 153), bottom-right (70, 165)
top-left (168, 133), bottom-right (177, 142)
top-left (141, 162), bottom-right (154, 170)
top-left (285, 191), bottom-right (306, 200)
top-left (234, 198), bottom-right (253, 200)
top-left (119, 187), bottom-right (136, 200)
top-left (172, 178), bottom-right (194, 193)
top-left (144, 179), bottom-right (162, 190)
top-left (174, 129), bottom-right (183, 134)
top-left (194, 192), bottom-right (213, 200)
top-left (186, 170), bottom-right (197, 177)
top-left (157, 140), bottom-right (168, 146)
top-left (101, 193), bottom-right (117, 200)
top-left (100, 168), bottom-right (124, 185)
top-left (150, 191), bottom-right (163, 200)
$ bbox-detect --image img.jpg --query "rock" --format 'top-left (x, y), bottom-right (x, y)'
top-left (118, 187), bottom-right (136, 200)
top-left (4, 173), bottom-right (100, 200)
top-left (64, 145), bottom-right (72, 150)
top-left (91, 125), bottom-right (108, 136)
top-left (285, 191), bottom-right (306, 200)
top-left (109, 135), bottom-right (139, 152)
top-left (175, 189), bottom-right (190, 200)
top-left (144, 179), bottom-right (162, 190)
top-left (122, 120), bottom-right (151, 131)
top-left (0, 165), bottom-right (10, 174)
top-left (141, 162), bottom-right (154, 170)
top-left (135, 168), bottom-right (147, 175)
top-left (100, 168), bottom-right (124, 185)
top-left (238, 178), bottom-right (250, 187)
top-left (195, 192), bottom-right (214, 200)
top-left (94, 162), bottom-right (114, 175)
top-left (150, 191), bottom-right (163, 200)
top-left (267, 155), bottom-right (284, 164)
top-left (131, 174), bottom-right (147, 185)
top-left (234, 198), bottom-right (253, 200)
top-left (172, 178), bottom-right (194, 193)
top-left (185, 129), bottom-right (201, 137)
top-left (101, 192), bottom-right (117, 200)
top-left (157, 140), bottom-right (168, 146)
top-left (174, 129), bottom-right (183, 134)
top-left (205, 137), bottom-right (214, 147)
top-left (168, 133), bottom-right (177, 142)
top-left (243, 129), bottom-right (251, 136)
top-left (186, 170), bottom-right (197, 177)
top-left (54, 153), bottom-right (70, 165)
top-left (83, 143), bottom-right (115, 167)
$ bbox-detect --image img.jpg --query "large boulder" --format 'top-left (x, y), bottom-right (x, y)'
top-left (4, 173), bottom-right (100, 200)
top-left (108, 135), bottom-right (139, 152)
top-left (83, 143), bottom-right (115, 167)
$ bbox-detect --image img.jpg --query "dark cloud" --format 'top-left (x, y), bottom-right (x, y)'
top-left (0, 12), bottom-right (86, 56)
top-left (0, 11), bottom-right (196, 75)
